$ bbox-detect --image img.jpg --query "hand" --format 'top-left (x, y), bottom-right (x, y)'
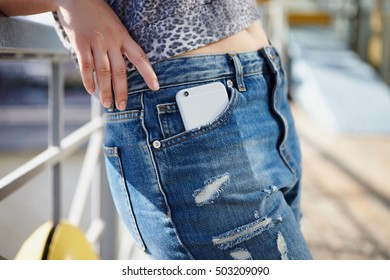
top-left (55, 0), bottom-right (159, 110)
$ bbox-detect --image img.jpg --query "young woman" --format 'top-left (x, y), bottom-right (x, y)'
top-left (0, 0), bottom-right (312, 260)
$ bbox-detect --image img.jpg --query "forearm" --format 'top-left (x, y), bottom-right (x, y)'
top-left (0, 0), bottom-right (56, 16)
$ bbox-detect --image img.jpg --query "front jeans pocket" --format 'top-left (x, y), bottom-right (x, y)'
top-left (156, 84), bottom-right (240, 148)
top-left (103, 146), bottom-right (146, 251)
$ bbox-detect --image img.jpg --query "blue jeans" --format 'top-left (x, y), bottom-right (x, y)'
top-left (103, 46), bottom-right (312, 260)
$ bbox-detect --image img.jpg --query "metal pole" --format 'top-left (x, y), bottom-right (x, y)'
top-left (356, 0), bottom-right (374, 61)
top-left (90, 96), bottom-right (118, 259)
top-left (49, 62), bottom-right (64, 225)
top-left (380, 0), bottom-right (390, 84)
top-left (268, 0), bottom-right (287, 56)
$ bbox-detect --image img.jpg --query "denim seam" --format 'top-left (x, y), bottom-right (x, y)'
top-left (274, 89), bottom-right (298, 178)
top-left (228, 53), bottom-right (246, 91)
top-left (155, 87), bottom-right (240, 149)
top-left (106, 148), bottom-right (147, 251)
top-left (140, 93), bottom-right (195, 260)
top-left (157, 103), bottom-right (180, 138)
top-left (262, 48), bottom-right (298, 179)
top-left (103, 146), bottom-right (119, 156)
top-left (126, 72), bottom-right (264, 95)
top-left (157, 112), bottom-right (169, 139)
top-left (275, 105), bottom-right (297, 177)
top-left (105, 110), bottom-right (142, 122)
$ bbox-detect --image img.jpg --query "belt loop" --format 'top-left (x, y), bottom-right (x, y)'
top-left (228, 53), bottom-right (246, 92)
top-left (262, 46), bottom-right (278, 73)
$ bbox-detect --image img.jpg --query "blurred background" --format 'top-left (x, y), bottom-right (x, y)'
top-left (0, 0), bottom-right (389, 260)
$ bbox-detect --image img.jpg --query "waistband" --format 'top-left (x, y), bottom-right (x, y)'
top-left (126, 45), bottom-right (282, 95)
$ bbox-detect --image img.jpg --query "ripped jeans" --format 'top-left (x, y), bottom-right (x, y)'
top-left (103, 46), bottom-right (313, 260)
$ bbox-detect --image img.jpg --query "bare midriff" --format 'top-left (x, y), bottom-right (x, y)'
top-left (177, 20), bottom-right (269, 57)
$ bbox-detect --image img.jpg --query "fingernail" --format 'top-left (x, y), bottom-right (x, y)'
top-left (103, 99), bottom-right (112, 108)
top-left (118, 101), bottom-right (127, 111)
top-left (87, 88), bottom-right (95, 95)
top-left (152, 80), bottom-right (160, 91)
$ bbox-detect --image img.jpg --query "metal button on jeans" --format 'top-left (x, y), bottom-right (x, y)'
top-left (152, 140), bottom-right (161, 149)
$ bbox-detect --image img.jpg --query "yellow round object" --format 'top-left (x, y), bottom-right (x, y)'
top-left (15, 222), bottom-right (52, 260)
top-left (15, 221), bottom-right (98, 260)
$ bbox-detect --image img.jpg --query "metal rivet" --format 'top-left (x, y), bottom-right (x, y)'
top-left (227, 80), bottom-right (234, 88)
top-left (152, 140), bottom-right (161, 149)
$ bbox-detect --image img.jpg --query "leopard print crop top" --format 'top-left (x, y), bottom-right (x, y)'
top-left (54, 0), bottom-right (260, 69)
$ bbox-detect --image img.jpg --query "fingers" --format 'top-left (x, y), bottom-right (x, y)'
top-left (78, 44), bottom-right (129, 111)
top-left (108, 49), bottom-right (128, 111)
top-left (56, 0), bottom-right (158, 111)
top-left (76, 37), bottom-right (159, 112)
top-left (123, 38), bottom-right (160, 92)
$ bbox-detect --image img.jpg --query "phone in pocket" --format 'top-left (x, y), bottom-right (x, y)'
top-left (175, 82), bottom-right (229, 131)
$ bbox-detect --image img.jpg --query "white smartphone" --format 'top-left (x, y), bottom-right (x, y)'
top-left (176, 82), bottom-right (229, 131)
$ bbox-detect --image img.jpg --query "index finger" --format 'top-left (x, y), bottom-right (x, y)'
top-left (123, 39), bottom-right (160, 91)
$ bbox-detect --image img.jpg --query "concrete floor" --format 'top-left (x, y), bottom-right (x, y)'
top-left (295, 106), bottom-right (390, 259)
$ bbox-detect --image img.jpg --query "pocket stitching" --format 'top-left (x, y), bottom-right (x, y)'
top-left (103, 146), bottom-right (146, 251)
top-left (105, 109), bottom-right (142, 122)
top-left (158, 87), bottom-right (240, 149)
top-left (157, 102), bottom-right (180, 139)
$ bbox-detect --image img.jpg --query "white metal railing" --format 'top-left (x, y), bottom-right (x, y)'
top-left (310, 0), bottom-right (390, 84)
top-left (258, 0), bottom-right (288, 58)
top-left (0, 15), bottom-right (118, 259)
